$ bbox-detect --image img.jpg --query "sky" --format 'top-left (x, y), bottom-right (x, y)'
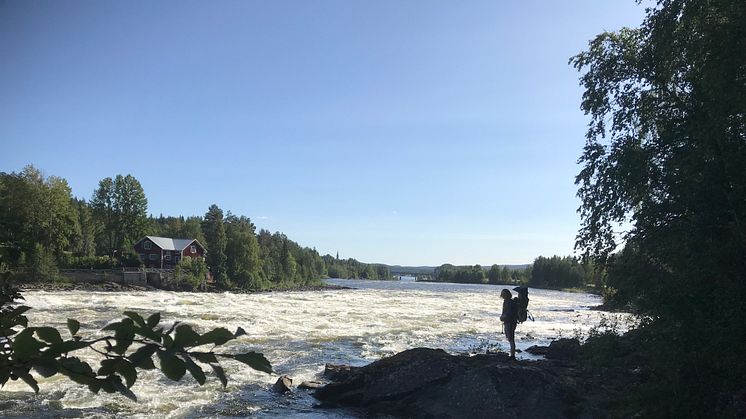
top-left (0, 1), bottom-right (647, 266)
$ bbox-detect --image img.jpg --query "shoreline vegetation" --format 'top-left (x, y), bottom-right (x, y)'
top-left (18, 279), bottom-right (352, 294)
top-left (1, 165), bottom-right (604, 295)
top-left (17, 275), bottom-right (602, 299)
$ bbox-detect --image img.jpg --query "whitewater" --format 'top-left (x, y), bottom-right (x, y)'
top-left (1, 279), bottom-right (611, 418)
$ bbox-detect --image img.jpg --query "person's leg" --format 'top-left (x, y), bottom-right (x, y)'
top-left (506, 322), bottom-right (516, 358)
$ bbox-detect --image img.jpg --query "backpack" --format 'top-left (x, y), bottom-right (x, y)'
top-left (513, 286), bottom-right (532, 323)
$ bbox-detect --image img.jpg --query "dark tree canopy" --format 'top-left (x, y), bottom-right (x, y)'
top-left (572, 1), bottom-right (745, 415)
top-left (572, 0), bottom-right (746, 315)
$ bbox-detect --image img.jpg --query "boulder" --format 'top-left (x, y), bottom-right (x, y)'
top-left (298, 380), bottom-right (324, 390)
top-left (324, 363), bottom-right (357, 381)
top-left (525, 344), bottom-right (549, 356)
top-left (546, 338), bottom-right (581, 360)
top-left (272, 375), bottom-right (293, 393)
top-left (314, 348), bottom-right (573, 418)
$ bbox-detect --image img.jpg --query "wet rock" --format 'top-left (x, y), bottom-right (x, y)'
top-left (546, 338), bottom-right (581, 360)
top-left (273, 375), bottom-right (293, 393)
top-left (314, 348), bottom-right (572, 418)
top-left (324, 363), bottom-right (357, 381)
top-left (526, 344), bottom-right (549, 356)
top-left (298, 380), bottom-right (324, 390)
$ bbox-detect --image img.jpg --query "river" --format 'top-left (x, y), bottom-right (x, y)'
top-left (2, 279), bottom-right (609, 418)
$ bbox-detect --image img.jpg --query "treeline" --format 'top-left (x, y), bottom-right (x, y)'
top-left (432, 264), bottom-right (530, 285)
top-left (429, 257), bottom-right (601, 290)
top-left (0, 165), bottom-right (379, 290)
top-left (529, 256), bottom-right (600, 289)
top-left (323, 255), bottom-right (392, 280)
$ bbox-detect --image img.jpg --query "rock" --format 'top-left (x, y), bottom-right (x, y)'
top-left (525, 344), bottom-right (549, 355)
top-left (546, 338), bottom-right (581, 360)
top-left (324, 363), bottom-right (357, 381)
top-left (272, 375), bottom-right (293, 393)
top-left (298, 380), bottom-right (323, 390)
top-left (314, 348), bottom-right (572, 418)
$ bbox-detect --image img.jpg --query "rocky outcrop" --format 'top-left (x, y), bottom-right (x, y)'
top-left (314, 348), bottom-right (582, 418)
top-left (273, 375), bottom-right (293, 393)
top-left (546, 338), bottom-right (581, 361)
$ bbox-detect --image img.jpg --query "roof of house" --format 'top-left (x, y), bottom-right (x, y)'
top-left (143, 236), bottom-right (203, 251)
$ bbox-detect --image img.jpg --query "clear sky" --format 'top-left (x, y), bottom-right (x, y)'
top-left (0, 1), bottom-right (646, 266)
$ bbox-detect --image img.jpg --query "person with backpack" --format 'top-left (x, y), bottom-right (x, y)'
top-left (499, 288), bottom-right (518, 359)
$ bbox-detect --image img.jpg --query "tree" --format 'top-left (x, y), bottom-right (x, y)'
top-left (202, 205), bottom-right (228, 286)
top-left (90, 175), bottom-right (148, 260)
top-left (488, 264), bottom-right (500, 284)
top-left (281, 240), bottom-right (297, 283)
top-left (173, 256), bottom-right (208, 289)
top-left (572, 1), bottom-right (745, 415)
top-left (0, 166), bottom-right (77, 268)
top-left (225, 215), bottom-right (263, 290)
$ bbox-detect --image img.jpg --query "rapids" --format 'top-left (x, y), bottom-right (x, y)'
top-left (2, 279), bottom-right (615, 418)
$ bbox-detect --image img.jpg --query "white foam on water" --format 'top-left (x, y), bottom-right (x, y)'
top-left (5, 280), bottom-right (626, 417)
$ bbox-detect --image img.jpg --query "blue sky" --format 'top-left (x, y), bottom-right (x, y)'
top-left (0, 1), bottom-right (646, 266)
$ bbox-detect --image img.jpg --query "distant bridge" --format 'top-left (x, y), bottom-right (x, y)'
top-left (390, 271), bottom-right (434, 281)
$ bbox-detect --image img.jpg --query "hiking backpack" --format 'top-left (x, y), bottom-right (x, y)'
top-left (513, 286), bottom-right (532, 323)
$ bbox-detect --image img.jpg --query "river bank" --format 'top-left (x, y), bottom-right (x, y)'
top-left (19, 280), bottom-right (350, 294)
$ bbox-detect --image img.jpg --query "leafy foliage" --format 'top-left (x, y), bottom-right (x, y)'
top-left (0, 280), bottom-right (271, 400)
top-left (431, 264), bottom-right (530, 285)
top-left (173, 256), bottom-right (209, 289)
top-left (529, 256), bottom-right (600, 289)
top-left (572, 0), bottom-right (746, 415)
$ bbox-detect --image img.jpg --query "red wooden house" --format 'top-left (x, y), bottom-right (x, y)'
top-left (133, 236), bottom-right (206, 269)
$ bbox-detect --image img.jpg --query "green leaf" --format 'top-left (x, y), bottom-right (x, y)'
top-left (87, 379), bottom-right (102, 394)
top-left (13, 329), bottom-right (45, 358)
top-left (123, 311), bottom-right (146, 327)
top-left (98, 359), bottom-right (138, 389)
top-left (113, 320), bottom-right (136, 355)
top-left (146, 312), bottom-right (161, 328)
top-left (116, 359), bottom-right (137, 388)
top-left (173, 324), bottom-right (200, 349)
top-left (35, 327), bottom-right (63, 344)
top-left (192, 352), bottom-right (218, 364)
top-left (0, 368), bottom-right (10, 386)
top-left (128, 344), bottom-right (158, 369)
top-left (182, 354), bottom-right (206, 385)
top-left (19, 372), bottom-right (39, 393)
top-left (67, 319), bottom-right (80, 336)
top-left (162, 334), bottom-right (173, 349)
top-left (111, 375), bottom-right (137, 401)
top-left (198, 328), bottom-right (234, 346)
top-left (227, 352), bottom-right (273, 374)
top-left (157, 351), bottom-right (186, 381)
top-left (9, 305), bottom-right (32, 318)
top-left (133, 325), bottom-right (161, 343)
top-left (210, 363), bottom-right (227, 388)
top-left (33, 358), bottom-right (59, 378)
top-left (98, 359), bottom-right (116, 375)
top-left (46, 340), bottom-right (90, 357)
top-left (102, 320), bottom-right (122, 331)
top-left (58, 357), bottom-right (96, 385)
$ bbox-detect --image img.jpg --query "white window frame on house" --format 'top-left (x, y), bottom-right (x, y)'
top-left (190, 245), bottom-right (197, 253)
top-left (144, 241), bottom-right (151, 250)
top-left (164, 254), bottom-right (171, 261)
top-left (149, 254), bottom-right (158, 261)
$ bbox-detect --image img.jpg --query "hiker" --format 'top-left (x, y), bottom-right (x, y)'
top-left (499, 288), bottom-right (517, 359)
